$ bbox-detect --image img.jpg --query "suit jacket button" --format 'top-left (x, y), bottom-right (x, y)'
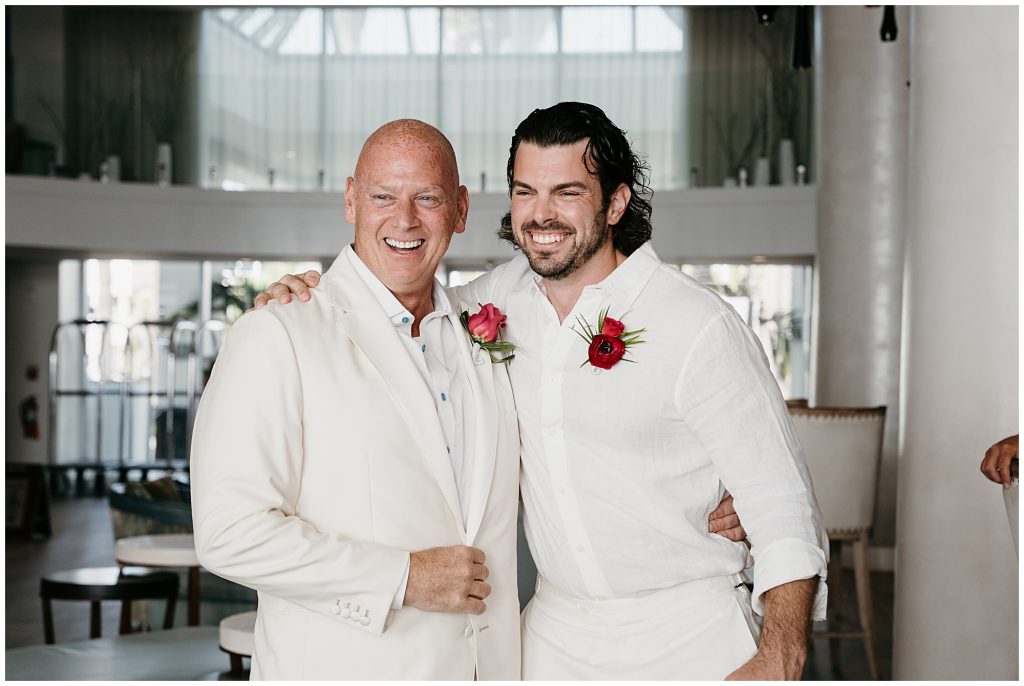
top-left (333, 603), bottom-right (342, 615)
top-left (360, 616), bottom-right (371, 626)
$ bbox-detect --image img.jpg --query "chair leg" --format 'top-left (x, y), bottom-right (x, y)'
top-left (229, 653), bottom-right (243, 674)
top-left (852, 532), bottom-right (879, 679)
top-left (187, 567), bottom-right (201, 626)
top-left (163, 591), bottom-right (177, 630)
top-left (42, 597), bottom-right (55, 645)
top-left (119, 600), bottom-right (132, 635)
top-left (89, 600), bottom-right (102, 639)
top-left (827, 539), bottom-right (844, 676)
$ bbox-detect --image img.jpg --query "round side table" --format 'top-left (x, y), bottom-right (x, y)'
top-left (116, 534), bottom-right (201, 626)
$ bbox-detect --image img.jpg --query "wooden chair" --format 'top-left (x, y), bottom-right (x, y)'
top-left (788, 405), bottom-right (886, 679)
top-left (39, 566), bottom-right (179, 644)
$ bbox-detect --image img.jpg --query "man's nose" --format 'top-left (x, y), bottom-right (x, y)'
top-left (392, 198), bottom-right (420, 230)
top-left (532, 194), bottom-right (558, 226)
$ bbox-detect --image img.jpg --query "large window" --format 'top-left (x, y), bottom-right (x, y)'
top-left (53, 257), bottom-right (321, 466)
top-left (677, 261), bottom-right (812, 399)
top-left (199, 6), bottom-right (687, 193)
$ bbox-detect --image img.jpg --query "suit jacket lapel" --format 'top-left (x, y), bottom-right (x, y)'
top-left (324, 250), bottom-right (466, 538)
top-left (447, 294), bottom-right (500, 546)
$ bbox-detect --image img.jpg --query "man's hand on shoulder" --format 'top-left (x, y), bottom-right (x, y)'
top-left (404, 545), bottom-right (491, 615)
top-left (251, 270), bottom-right (322, 310)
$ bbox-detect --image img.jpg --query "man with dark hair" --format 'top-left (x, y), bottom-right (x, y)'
top-left (257, 102), bottom-right (828, 679)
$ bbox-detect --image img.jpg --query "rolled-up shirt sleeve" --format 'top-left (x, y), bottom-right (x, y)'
top-left (675, 308), bottom-right (829, 620)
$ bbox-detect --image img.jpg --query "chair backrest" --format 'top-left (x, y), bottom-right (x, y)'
top-left (788, 406), bottom-right (886, 533)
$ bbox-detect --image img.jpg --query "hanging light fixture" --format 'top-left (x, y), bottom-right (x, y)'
top-left (792, 6), bottom-right (812, 70)
top-left (753, 6), bottom-right (777, 25)
top-left (880, 6), bottom-right (898, 42)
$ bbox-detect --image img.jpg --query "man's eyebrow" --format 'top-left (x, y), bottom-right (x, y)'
top-left (363, 184), bottom-right (446, 195)
top-left (512, 181), bottom-right (589, 192)
top-left (552, 182), bottom-right (589, 192)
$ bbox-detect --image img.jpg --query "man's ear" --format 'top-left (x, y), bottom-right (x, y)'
top-left (344, 177), bottom-right (357, 225)
top-left (607, 183), bottom-right (630, 226)
top-left (454, 185), bottom-right (469, 235)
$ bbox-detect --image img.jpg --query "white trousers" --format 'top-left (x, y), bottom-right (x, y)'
top-left (521, 574), bottom-right (760, 680)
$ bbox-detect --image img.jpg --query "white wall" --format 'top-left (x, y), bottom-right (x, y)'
top-left (893, 5), bottom-right (1018, 680)
top-left (5, 259), bottom-right (60, 465)
top-left (5, 177), bottom-right (817, 263)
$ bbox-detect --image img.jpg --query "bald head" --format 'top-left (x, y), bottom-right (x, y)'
top-left (344, 118), bottom-right (469, 309)
top-left (355, 119), bottom-right (460, 189)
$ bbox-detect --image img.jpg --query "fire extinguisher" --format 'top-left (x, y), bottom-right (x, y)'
top-left (20, 395), bottom-right (40, 440)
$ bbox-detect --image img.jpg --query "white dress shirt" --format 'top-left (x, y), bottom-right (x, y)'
top-left (454, 242), bottom-right (828, 619)
top-left (347, 248), bottom-right (475, 607)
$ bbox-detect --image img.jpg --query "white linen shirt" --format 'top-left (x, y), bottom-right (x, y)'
top-left (347, 248), bottom-right (475, 606)
top-left (454, 242), bottom-right (828, 619)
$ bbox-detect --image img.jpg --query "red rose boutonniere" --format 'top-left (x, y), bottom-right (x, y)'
top-left (572, 307), bottom-right (646, 370)
top-left (460, 303), bottom-right (517, 364)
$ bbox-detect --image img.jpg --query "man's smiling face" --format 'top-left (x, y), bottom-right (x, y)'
top-left (508, 140), bottom-right (614, 281)
top-left (346, 122), bottom-right (468, 299)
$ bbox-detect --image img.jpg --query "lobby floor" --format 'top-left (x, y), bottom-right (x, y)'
top-left (6, 494), bottom-right (894, 679)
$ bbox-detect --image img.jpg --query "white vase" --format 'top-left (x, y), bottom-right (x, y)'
top-left (106, 155), bottom-right (121, 182)
top-left (778, 139), bottom-right (796, 186)
top-left (156, 143), bottom-right (172, 186)
top-left (753, 156), bottom-right (770, 186)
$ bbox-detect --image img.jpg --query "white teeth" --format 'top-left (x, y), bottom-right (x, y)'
top-left (532, 233), bottom-right (566, 245)
top-left (385, 238), bottom-right (425, 249)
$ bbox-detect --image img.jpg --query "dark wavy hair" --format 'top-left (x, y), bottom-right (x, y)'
top-left (497, 102), bottom-right (653, 256)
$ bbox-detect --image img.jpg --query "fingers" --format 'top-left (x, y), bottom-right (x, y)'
top-left (468, 580), bottom-right (491, 601)
top-left (996, 444), bottom-right (1017, 488)
top-left (405, 546), bottom-right (493, 615)
top-left (279, 274), bottom-right (312, 302)
top-left (465, 597), bottom-right (486, 615)
top-left (709, 494), bottom-right (736, 520)
top-left (253, 273), bottom-right (317, 309)
top-left (709, 513), bottom-right (741, 534)
top-left (981, 436), bottom-right (1019, 488)
top-left (715, 523), bottom-right (747, 542)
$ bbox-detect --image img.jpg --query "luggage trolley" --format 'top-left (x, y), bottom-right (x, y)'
top-left (46, 319), bottom-right (131, 496)
top-left (123, 320), bottom-right (191, 481)
top-left (166, 319), bottom-right (229, 464)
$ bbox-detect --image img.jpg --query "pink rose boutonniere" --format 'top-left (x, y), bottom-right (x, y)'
top-left (573, 307), bottom-right (646, 370)
top-left (461, 303), bottom-right (517, 364)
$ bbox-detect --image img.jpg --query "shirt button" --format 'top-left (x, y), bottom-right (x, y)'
top-left (401, 316), bottom-right (410, 324)
top-left (440, 392), bottom-right (447, 401)
top-left (464, 625), bottom-right (474, 638)
top-left (421, 344), bottom-right (426, 352)
top-left (446, 446), bottom-right (451, 454)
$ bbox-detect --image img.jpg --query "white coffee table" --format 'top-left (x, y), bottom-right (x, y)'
top-left (116, 533), bottom-right (202, 626)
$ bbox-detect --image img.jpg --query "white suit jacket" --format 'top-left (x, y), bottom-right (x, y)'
top-left (190, 247), bottom-right (522, 680)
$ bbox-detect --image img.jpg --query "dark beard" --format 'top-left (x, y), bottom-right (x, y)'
top-left (513, 208), bottom-right (610, 281)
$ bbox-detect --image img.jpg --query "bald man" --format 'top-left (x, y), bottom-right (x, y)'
top-left (190, 120), bottom-right (522, 679)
